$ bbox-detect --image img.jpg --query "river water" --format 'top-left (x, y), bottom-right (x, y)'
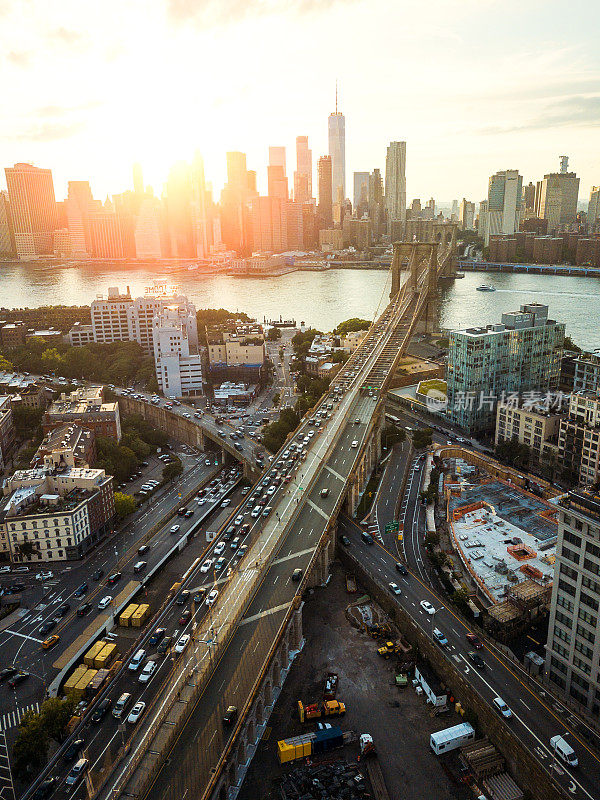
top-left (1, 261), bottom-right (599, 350)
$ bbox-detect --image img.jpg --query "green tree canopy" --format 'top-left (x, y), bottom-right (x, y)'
top-left (13, 711), bottom-right (49, 781)
top-left (412, 428), bottom-right (433, 450)
top-left (334, 318), bottom-right (371, 336)
top-left (162, 456), bottom-right (183, 482)
top-left (114, 492), bottom-right (137, 518)
top-left (266, 327), bottom-right (282, 341)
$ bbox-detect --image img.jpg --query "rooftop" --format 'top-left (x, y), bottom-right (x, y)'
top-left (448, 478), bottom-right (557, 604)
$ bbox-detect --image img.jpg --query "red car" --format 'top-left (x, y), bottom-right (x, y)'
top-left (466, 633), bottom-right (483, 649)
top-left (178, 610), bottom-right (191, 626)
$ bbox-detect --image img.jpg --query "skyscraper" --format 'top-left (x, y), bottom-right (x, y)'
top-left (535, 156), bottom-right (580, 233)
top-left (67, 181), bottom-right (95, 258)
top-left (317, 156), bottom-right (333, 230)
top-left (458, 198), bottom-right (475, 231)
top-left (589, 187), bottom-right (600, 227)
top-left (480, 169), bottom-right (522, 245)
top-left (221, 152), bottom-right (252, 253)
top-left (0, 191), bottom-right (16, 258)
top-left (328, 88), bottom-right (345, 204)
top-left (133, 163), bottom-right (144, 195)
top-left (353, 172), bottom-right (370, 217)
top-left (269, 147), bottom-right (286, 173)
top-left (384, 142), bottom-right (407, 230)
top-left (294, 136), bottom-right (312, 203)
top-left (5, 163), bottom-right (58, 259)
top-left (267, 166), bottom-right (288, 200)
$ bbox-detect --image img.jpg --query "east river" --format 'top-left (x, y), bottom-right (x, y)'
top-left (1, 261), bottom-right (599, 350)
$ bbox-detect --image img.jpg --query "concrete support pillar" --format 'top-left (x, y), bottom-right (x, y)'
top-left (406, 245), bottom-right (420, 294)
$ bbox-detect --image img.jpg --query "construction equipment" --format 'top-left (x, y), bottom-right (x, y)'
top-left (367, 622), bottom-right (392, 639)
top-left (377, 641), bottom-right (402, 659)
top-left (297, 699), bottom-right (346, 722)
top-left (323, 672), bottom-right (338, 700)
top-left (277, 726), bottom-right (347, 764)
top-left (359, 734), bottom-right (392, 800)
top-left (395, 672), bottom-right (408, 688)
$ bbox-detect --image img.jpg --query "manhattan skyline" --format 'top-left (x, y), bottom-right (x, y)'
top-left (1, 0), bottom-right (599, 201)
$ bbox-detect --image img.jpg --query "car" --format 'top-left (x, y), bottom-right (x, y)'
top-left (388, 582), bottom-right (402, 596)
top-left (148, 628), bottom-right (166, 646)
top-left (420, 600), bottom-right (435, 615)
top-left (493, 696), bottom-right (513, 718)
top-left (174, 634), bottom-right (190, 654)
top-left (157, 635), bottom-right (172, 654)
top-left (138, 544), bottom-right (150, 556)
top-left (76, 603), bottom-right (92, 616)
top-left (73, 583), bottom-right (88, 598)
top-left (138, 661), bottom-right (157, 683)
top-left (206, 589), bottom-right (219, 607)
top-left (200, 558), bottom-right (214, 574)
top-left (35, 570), bottom-right (53, 581)
top-left (395, 562), bottom-right (408, 575)
top-left (197, 497), bottom-right (206, 506)
top-left (39, 620), bottom-right (56, 635)
top-left (127, 701), bottom-right (146, 724)
top-left (320, 487), bottom-right (330, 498)
top-left (41, 634), bottom-right (60, 650)
top-left (234, 515), bottom-right (244, 525)
top-left (214, 557), bottom-right (226, 572)
top-left (178, 610), bottom-right (192, 625)
top-left (90, 697), bottom-right (111, 723)
top-left (97, 595), bottom-right (112, 610)
top-left (32, 778), bottom-right (58, 800)
top-left (221, 498), bottom-right (231, 507)
top-left (170, 524), bottom-right (181, 534)
top-left (63, 737), bottom-right (85, 761)
top-left (292, 568), bottom-right (303, 582)
top-left (133, 560), bottom-right (147, 573)
top-left (466, 633), bottom-right (483, 649)
top-left (107, 572), bottom-right (122, 585)
top-left (354, 418), bottom-right (360, 424)
top-left (223, 705), bottom-right (238, 725)
top-left (113, 692), bottom-right (133, 719)
top-left (468, 651), bottom-right (485, 669)
top-left (184, 509), bottom-right (194, 518)
top-left (214, 542), bottom-right (225, 556)
top-left (55, 602), bottom-right (70, 617)
top-left (91, 568), bottom-right (104, 581)
top-left (351, 440), bottom-right (359, 448)
top-left (176, 590), bottom-right (190, 605)
top-left (432, 628), bottom-right (448, 647)
top-left (266, 486), bottom-right (276, 496)
top-left (340, 535), bottom-right (351, 546)
top-left (128, 649), bottom-right (147, 671)
top-left (262, 506), bottom-right (272, 517)
top-left (193, 589), bottom-right (207, 603)
top-left (0, 668), bottom-right (17, 682)
top-left (8, 672), bottom-right (30, 688)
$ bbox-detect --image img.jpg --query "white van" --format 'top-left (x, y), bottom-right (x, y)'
top-left (251, 506), bottom-right (261, 518)
top-left (550, 735), bottom-right (578, 767)
top-left (128, 649), bottom-right (146, 671)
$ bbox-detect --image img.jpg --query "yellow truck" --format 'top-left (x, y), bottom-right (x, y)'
top-left (297, 699), bottom-right (346, 722)
top-left (377, 641), bottom-right (403, 659)
top-left (131, 603), bottom-right (150, 628)
top-left (84, 641), bottom-right (106, 668)
top-left (64, 665), bottom-right (88, 697)
top-left (72, 668), bottom-right (98, 701)
top-left (94, 643), bottom-right (118, 669)
top-left (119, 604), bottom-right (138, 627)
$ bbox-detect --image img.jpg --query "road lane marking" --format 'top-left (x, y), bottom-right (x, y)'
top-left (238, 602), bottom-right (292, 626)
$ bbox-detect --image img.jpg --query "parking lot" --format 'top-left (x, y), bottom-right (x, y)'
top-left (238, 563), bottom-right (467, 800)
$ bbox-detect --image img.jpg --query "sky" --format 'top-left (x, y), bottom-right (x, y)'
top-left (1, 0), bottom-right (599, 204)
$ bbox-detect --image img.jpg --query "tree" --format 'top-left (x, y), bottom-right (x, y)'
top-left (495, 437), bottom-right (531, 469)
top-left (272, 392), bottom-right (280, 407)
top-left (412, 428), bottom-right (433, 449)
top-left (334, 318), bottom-right (371, 336)
top-left (452, 587), bottom-right (471, 613)
top-left (16, 541), bottom-right (40, 558)
top-left (382, 424), bottom-right (405, 449)
top-left (39, 696), bottom-right (75, 743)
top-left (12, 406), bottom-right (43, 438)
top-left (266, 327), bottom-right (281, 341)
top-left (13, 712), bottom-right (48, 781)
top-left (162, 456), bottom-right (183, 482)
top-left (424, 532), bottom-right (439, 549)
top-left (564, 335), bottom-right (582, 353)
top-left (0, 354), bottom-right (13, 371)
top-left (114, 492), bottom-right (137, 519)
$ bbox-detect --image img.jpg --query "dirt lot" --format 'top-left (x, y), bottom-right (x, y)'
top-left (238, 562), bottom-right (470, 800)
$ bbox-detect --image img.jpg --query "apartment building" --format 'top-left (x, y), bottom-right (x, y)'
top-left (153, 307), bottom-right (203, 398)
top-left (495, 400), bottom-right (565, 463)
top-left (558, 392), bottom-right (600, 485)
top-left (573, 350), bottom-right (600, 393)
top-left (546, 488), bottom-right (600, 718)
top-left (67, 322), bottom-right (95, 347)
top-left (0, 465), bottom-right (114, 561)
top-left (207, 325), bottom-right (266, 384)
top-left (32, 424), bottom-right (96, 469)
top-left (43, 387), bottom-right (121, 442)
top-left (0, 396), bottom-right (16, 470)
top-left (446, 303), bottom-right (564, 434)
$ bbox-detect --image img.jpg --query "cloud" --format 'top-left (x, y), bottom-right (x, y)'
top-left (52, 27), bottom-right (84, 45)
top-left (482, 95), bottom-right (600, 134)
top-left (168, 0), bottom-right (357, 25)
top-left (20, 121), bottom-right (86, 142)
top-left (7, 50), bottom-right (31, 67)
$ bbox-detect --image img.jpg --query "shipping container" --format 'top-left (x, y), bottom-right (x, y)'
top-left (277, 733), bottom-right (313, 764)
top-left (313, 726), bottom-right (344, 754)
top-left (87, 669), bottom-right (110, 695)
top-left (119, 604), bottom-right (138, 627)
top-left (83, 641), bottom-right (106, 667)
top-left (64, 665), bottom-right (88, 696)
top-left (70, 669), bottom-right (98, 701)
top-left (94, 643), bottom-right (118, 669)
top-left (131, 603), bottom-right (150, 627)
top-left (430, 723), bottom-right (475, 755)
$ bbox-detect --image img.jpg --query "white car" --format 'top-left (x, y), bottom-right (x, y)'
top-left (221, 499), bottom-right (231, 508)
top-left (420, 600), bottom-right (436, 615)
top-left (138, 660), bottom-right (157, 683)
top-left (170, 524), bottom-right (180, 534)
top-left (234, 515), bottom-right (244, 525)
top-left (307, 431), bottom-right (315, 438)
top-left (493, 696), bottom-right (513, 719)
top-left (98, 595), bottom-right (112, 610)
top-left (197, 497), bottom-right (206, 506)
top-left (200, 559), bottom-right (213, 574)
top-left (214, 542), bottom-right (225, 556)
top-left (35, 571), bottom-right (53, 581)
top-left (351, 440), bottom-right (359, 448)
top-left (388, 582), bottom-right (402, 596)
top-left (127, 701), bottom-right (146, 723)
top-left (206, 589), bottom-right (219, 607)
top-left (174, 634), bottom-right (190, 654)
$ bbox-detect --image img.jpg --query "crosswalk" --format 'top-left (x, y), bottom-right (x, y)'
top-left (0, 730), bottom-right (14, 800)
top-left (0, 702), bottom-right (39, 732)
